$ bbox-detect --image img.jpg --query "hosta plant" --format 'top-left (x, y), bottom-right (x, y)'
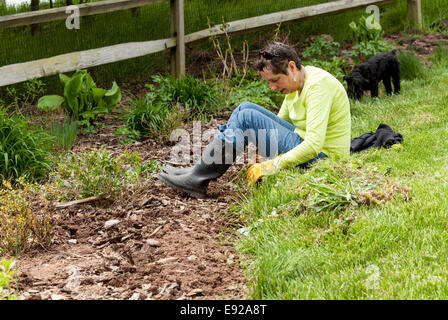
top-left (37, 69), bottom-right (122, 126)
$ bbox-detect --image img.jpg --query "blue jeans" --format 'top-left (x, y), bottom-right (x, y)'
top-left (217, 102), bottom-right (327, 168)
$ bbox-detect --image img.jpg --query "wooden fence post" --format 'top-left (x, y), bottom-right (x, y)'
top-left (407, 0), bottom-right (422, 29)
top-left (170, 0), bottom-right (185, 77)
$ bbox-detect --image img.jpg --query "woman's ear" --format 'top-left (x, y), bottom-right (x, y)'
top-left (288, 61), bottom-right (297, 73)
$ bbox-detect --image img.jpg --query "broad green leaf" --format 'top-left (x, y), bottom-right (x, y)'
top-left (104, 81), bottom-right (122, 109)
top-left (37, 95), bottom-right (65, 112)
top-left (59, 74), bottom-right (71, 86)
top-left (83, 73), bottom-right (96, 90)
top-left (92, 88), bottom-right (107, 104)
top-left (64, 74), bottom-right (82, 112)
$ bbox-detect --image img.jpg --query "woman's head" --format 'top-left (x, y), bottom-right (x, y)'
top-left (254, 42), bottom-right (302, 75)
top-left (254, 42), bottom-right (303, 94)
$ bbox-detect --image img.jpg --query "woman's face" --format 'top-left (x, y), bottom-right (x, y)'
top-left (259, 62), bottom-right (298, 95)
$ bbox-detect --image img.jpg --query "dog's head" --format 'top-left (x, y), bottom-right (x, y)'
top-left (343, 74), bottom-right (370, 100)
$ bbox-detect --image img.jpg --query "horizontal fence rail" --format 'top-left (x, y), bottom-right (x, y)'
top-left (185, 0), bottom-right (396, 44)
top-left (0, 39), bottom-right (177, 87)
top-left (0, 0), bottom-right (167, 28)
top-left (0, 0), bottom-right (420, 87)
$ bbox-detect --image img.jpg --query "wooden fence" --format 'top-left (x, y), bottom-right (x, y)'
top-left (0, 0), bottom-right (422, 87)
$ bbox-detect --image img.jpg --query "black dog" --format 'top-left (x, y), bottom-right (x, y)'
top-left (343, 50), bottom-right (401, 100)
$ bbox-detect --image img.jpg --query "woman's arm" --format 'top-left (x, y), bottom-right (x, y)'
top-left (278, 83), bottom-right (333, 168)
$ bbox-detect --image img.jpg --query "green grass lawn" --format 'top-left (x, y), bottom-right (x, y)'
top-left (231, 57), bottom-right (448, 299)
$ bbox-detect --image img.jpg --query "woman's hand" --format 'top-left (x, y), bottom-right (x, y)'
top-left (246, 155), bottom-right (283, 187)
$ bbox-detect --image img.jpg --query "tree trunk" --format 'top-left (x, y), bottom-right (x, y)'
top-left (49, 0), bottom-right (53, 8)
top-left (66, 0), bottom-right (73, 6)
top-left (30, 0), bottom-right (40, 36)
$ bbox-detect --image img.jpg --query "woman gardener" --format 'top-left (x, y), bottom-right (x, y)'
top-left (158, 41), bottom-right (351, 198)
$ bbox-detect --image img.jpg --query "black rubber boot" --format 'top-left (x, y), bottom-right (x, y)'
top-left (158, 137), bottom-right (236, 198)
top-left (162, 165), bottom-right (192, 176)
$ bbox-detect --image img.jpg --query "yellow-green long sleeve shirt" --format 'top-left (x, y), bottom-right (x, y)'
top-left (277, 66), bottom-right (351, 169)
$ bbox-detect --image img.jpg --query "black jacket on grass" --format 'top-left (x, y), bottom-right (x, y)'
top-left (350, 123), bottom-right (403, 153)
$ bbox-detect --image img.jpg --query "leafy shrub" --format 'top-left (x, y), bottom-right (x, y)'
top-left (0, 180), bottom-right (55, 255)
top-left (37, 70), bottom-right (122, 126)
top-left (397, 50), bottom-right (426, 80)
top-left (0, 258), bottom-right (18, 300)
top-left (49, 149), bottom-right (160, 201)
top-left (0, 108), bottom-right (55, 182)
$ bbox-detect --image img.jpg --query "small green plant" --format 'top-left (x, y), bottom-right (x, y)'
top-left (0, 107), bottom-right (55, 182)
top-left (0, 258), bottom-right (18, 300)
top-left (49, 116), bottom-right (79, 151)
top-left (37, 70), bottom-right (122, 127)
top-left (49, 148), bottom-right (155, 201)
top-left (397, 50), bottom-right (426, 80)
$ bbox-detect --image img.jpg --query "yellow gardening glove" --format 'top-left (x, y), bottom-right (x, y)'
top-left (246, 154), bottom-right (283, 187)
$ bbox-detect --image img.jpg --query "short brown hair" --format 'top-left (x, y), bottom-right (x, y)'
top-left (254, 42), bottom-right (302, 75)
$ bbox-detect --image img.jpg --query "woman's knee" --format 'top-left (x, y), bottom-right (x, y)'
top-left (236, 101), bottom-right (264, 113)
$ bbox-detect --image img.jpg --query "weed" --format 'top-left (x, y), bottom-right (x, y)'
top-left (0, 179), bottom-right (55, 255)
top-left (0, 258), bottom-right (18, 300)
top-left (49, 148), bottom-right (154, 202)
